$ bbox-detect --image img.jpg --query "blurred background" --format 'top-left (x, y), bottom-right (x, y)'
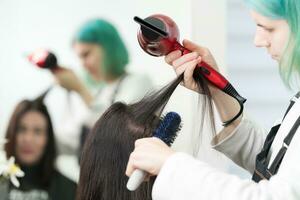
top-left (0, 0), bottom-right (294, 185)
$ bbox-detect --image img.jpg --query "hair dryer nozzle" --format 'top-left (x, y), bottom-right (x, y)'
top-left (135, 14), bottom-right (180, 56)
top-left (28, 49), bottom-right (58, 70)
top-left (134, 16), bottom-right (168, 38)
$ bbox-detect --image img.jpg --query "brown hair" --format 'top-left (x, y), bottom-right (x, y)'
top-left (5, 99), bottom-right (57, 186)
top-left (77, 72), bottom-right (215, 199)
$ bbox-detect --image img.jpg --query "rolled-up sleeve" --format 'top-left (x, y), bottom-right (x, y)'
top-left (211, 115), bottom-right (267, 173)
top-left (152, 150), bottom-right (299, 200)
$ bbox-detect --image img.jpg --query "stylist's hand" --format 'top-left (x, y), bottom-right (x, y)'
top-left (165, 39), bottom-right (219, 94)
top-left (54, 67), bottom-right (83, 93)
top-left (54, 67), bottom-right (93, 106)
top-left (126, 138), bottom-right (175, 176)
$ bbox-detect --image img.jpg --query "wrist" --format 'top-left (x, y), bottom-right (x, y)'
top-left (158, 150), bottom-right (176, 174)
top-left (77, 83), bottom-right (86, 94)
top-left (210, 86), bottom-right (222, 99)
top-left (78, 85), bottom-right (93, 106)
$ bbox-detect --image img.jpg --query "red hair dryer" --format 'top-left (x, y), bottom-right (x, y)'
top-left (28, 49), bottom-right (60, 72)
top-left (27, 49), bottom-right (72, 107)
top-left (134, 14), bottom-right (246, 126)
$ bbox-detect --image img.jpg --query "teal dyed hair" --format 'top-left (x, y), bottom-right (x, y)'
top-left (245, 0), bottom-right (300, 88)
top-left (74, 19), bottom-right (129, 86)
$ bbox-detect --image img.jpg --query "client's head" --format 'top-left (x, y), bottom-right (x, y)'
top-left (77, 101), bottom-right (160, 200)
top-left (77, 75), bottom-right (184, 200)
top-left (77, 72), bottom-right (215, 199)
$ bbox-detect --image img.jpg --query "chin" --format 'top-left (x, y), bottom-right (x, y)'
top-left (18, 157), bottom-right (40, 166)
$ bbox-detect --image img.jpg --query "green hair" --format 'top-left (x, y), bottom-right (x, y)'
top-left (245, 0), bottom-right (300, 88)
top-left (74, 19), bottom-right (129, 87)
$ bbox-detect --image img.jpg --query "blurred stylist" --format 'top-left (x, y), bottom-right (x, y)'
top-left (54, 19), bottom-right (153, 152)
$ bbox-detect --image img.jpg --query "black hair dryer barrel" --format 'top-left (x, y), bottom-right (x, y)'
top-left (28, 49), bottom-right (60, 72)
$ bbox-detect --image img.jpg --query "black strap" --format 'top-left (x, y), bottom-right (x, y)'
top-left (252, 124), bottom-right (280, 182)
top-left (268, 146), bottom-right (287, 175)
top-left (268, 115), bottom-right (300, 174)
top-left (284, 115), bottom-right (300, 146)
top-left (110, 73), bottom-right (127, 104)
top-left (94, 74), bottom-right (128, 104)
top-left (258, 124), bottom-right (280, 159)
top-left (282, 92), bottom-right (300, 120)
top-left (252, 91), bottom-right (300, 182)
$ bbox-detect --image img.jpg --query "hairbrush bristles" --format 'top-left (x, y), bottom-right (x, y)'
top-left (127, 111), bottom-right (182, 191)
top-left (153, 112), bottom-right (182, 146)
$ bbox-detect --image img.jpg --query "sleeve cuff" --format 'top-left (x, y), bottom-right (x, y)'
top-left (211, 115), bottom-right (250, 148)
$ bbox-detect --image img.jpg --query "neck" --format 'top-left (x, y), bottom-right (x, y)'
top-left (20, 162), bottom-right (41, 172)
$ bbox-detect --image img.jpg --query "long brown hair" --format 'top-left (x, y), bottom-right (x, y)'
top-left (4, 99), bottom-right (57, 186)
top-left (77, 72), bottom-right (215, 199)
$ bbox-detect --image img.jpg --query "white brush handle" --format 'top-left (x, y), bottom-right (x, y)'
top-left (127, 169), bottom-right (147, 191)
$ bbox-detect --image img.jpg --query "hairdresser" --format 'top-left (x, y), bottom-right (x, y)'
top-left (126, 0), bottom-right (300, 199)
top-left (53, 18), bottom-right (153, 153)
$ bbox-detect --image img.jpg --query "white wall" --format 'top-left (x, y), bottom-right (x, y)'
top-left (186, 0), bottom-right (229, 170)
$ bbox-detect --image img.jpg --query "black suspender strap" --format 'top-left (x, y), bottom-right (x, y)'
top-left (252, 124), bottom-right (280, 182)
top-left (284, 115), bottom-right (300, 146)
top-left (110, 73), bottom-right (127, 104)
top-left (268, 115), bottom-right (300, 175)
top-left (252, 91), bottom-right (300, 182)
top-left (282, 92), bottom-right (300, 119)
top-left (93, 73), bottom-right (128, 105)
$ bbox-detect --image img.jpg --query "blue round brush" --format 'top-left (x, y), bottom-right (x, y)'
top-left (127, 112), bottom-right (182, 191)
top-left (153, 112), bottom-right (181, 146)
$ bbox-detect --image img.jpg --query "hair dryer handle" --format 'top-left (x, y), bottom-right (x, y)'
top-left (173, 42), bottom-right (228, 90)
top-left (127, 169), bottom-right (147, 191)
top-left (172, 42), bottom-right (246, 104)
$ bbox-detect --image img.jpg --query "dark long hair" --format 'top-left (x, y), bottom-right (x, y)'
top-left (77, 71), bottom-right (215, 199)
top-left (4, 98), bottom-right (57, 186)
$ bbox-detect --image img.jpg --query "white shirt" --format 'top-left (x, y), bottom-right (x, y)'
top-left (152, 96), bottom-right (300, 200)
top-left (56, 73), bottom-right (153, 151)
top-left (84, 73), bottom-right (154, 128)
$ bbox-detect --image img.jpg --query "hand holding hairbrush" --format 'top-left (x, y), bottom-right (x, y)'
top-left (127, 112), bottom-right (182, 191)
top-left (134, 14), bottom-right (246, 126)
